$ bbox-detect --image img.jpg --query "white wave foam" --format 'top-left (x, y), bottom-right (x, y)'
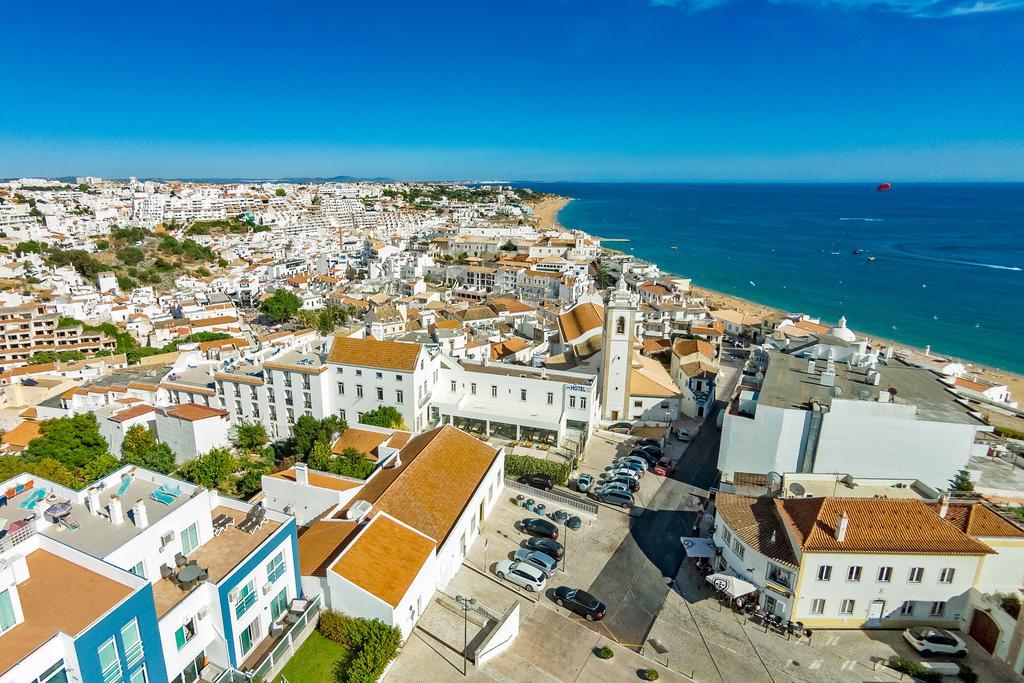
top-left (838, 217), bottom-right (884, 222)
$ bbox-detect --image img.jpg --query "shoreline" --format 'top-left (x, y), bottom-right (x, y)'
top-left (530, 195), bottom-right (571, 230)
top-left (550, 197), bottom-right (1024, 404)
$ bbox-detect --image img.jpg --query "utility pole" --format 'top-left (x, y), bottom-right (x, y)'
top-left (455, 594), bottom-right (477, 676)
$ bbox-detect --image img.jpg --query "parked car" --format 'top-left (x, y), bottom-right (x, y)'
top-left (653, 456), bottom-right (674, 476)
top-left (606, 466), bottom-right (643, 480)
top-left (513, 549), bottom-right (558, 577)
top-left (596, 482), bottom-right (633, 497)
top-left (593, 489), bottom-right (634, 508)
top-left (603, 475), bottom-right (640, 492)
top-left (519, 517), bottom-right (559, 539)
top-left (629, 449), bottom-right (660, 466)
top-left (553, 586), bottom-right (606, 621)
top-left (675, 427), bottom-right (691, 441)
top-left (576, 473), bottom-right (594, 493)
top-left (902, 627), bottom-right (968, 658)
top-left (606, 422), bottom-right (632, 434)
top-left (614, 456), bottom-right (648, 472)
top-left (518, 474), bottom-right (554, 491)
top-left (524, 536), bottom-right (564, 559)
top-left (635, 438), bottom-right (661, 448)
top-left (494, 560), bottom-right (546, 592)
top-left (637, 444), bottom-right (664, 457)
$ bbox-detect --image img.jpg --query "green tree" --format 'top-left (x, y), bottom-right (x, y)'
top-left (80, 453), bottom-right (123, 482)
top-left (332, 447), bottom-right (375, 480)
top-left (360, 406), bottom-right (406, 430)
top-left (23, 413), bottom-right (110, 469)
top-left (949, 469), bottom-right (974, 493)
top-left (292, 414), bottom-right (348, 458)
top-left (260, 290), bottom-right (303, 323)
top-left (275, 188), bottom-right (286, 197)
top-left (233, 420), bottom-right (269, 453)
top-left (16, 240), bottom-right (44, 254)
top-left (120, 425), bottom-right (178, 474)
top-left (307, 440), bottom-right (333, 472)
top-left (179, 447), bottom-right (235, 490)
top-left (116, 246), bottom-right (145, 265)
top-left (500, 240), bottom-right (517, 251)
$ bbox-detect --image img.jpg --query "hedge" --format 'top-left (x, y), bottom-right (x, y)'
top-left (995, 426), bottom-right (1024, 440)
top-left (317, 610), bottom-right (401, 683)
top-left (886, 656), bottom-right (942, 683)
top-left (505, 453), bottom-right (570, 486)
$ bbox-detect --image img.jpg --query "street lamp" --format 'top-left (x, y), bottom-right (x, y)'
top-left (455, 594), bottom-right (477, 676)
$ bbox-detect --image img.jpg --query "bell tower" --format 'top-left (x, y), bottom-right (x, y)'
top-left (601, 276), bottom-right (638, 422)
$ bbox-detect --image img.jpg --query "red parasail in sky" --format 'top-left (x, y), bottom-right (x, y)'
top-left (876, 182), bottom-right (892, 192)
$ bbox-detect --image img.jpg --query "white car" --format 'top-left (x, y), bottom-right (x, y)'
top-left (606, 467), bottom-right (641, 481)
top-left (902, 627), bottom-right (968, 658)
top-left (597, 481), bottom-right (632, 495)
top-left (495, 560), bottom-right (546, 592)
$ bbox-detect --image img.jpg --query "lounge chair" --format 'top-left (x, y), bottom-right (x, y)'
top-left (150, 490), bottom-right (175, 505)
top-left (117, 474), bottom-right (133, 496)
top-left (212, 513), bottom-right (234, 535)
top-left (18, 489), bottom-right (46, 510)
top-left (159, 483), bottom-right (184, 498)
top-left (60, 516), bottom-right (80, 532)
top-left (238, 505), bottom-right (267, 534)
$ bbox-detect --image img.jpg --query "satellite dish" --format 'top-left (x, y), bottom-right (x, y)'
top-left (831, 386), bottom-right (843, 398)
top-left (766, 471), bottom-right (783, 493)
top-left (854, 388), bottom-right (872, 400)
top-left (789, 482), bottom-right (806, 497)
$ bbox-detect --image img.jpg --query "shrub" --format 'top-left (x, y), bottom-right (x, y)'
top-left (995, 426), bottom-right (1024, 440)
top-left (998, 592), bottom-right (1021, 619)
top-left (317, 611), bottom-right (401, 683)
top-left (640, 669), bottom-right (660, 681)
top-left (959, 663), bottom-right (978, 683)
top-left (505, 453), bottom-right (569, 486)
top-left (317, 609), bottom-right (349, 644)
top-left (887, 655), bottom-right (942, 683)
top-left (596, 646), bottom-right (614, 659)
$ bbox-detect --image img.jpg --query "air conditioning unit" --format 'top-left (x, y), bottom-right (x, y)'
top-left (197, 607), bottom-right (210, 620)
top-left (262, 582), bottom-right (273, 596)
top-left (159, 530), bottom-right (175, 551)
top-left (228, 588), bottom-right (240, 603)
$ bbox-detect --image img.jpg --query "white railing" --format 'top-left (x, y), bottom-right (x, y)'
top-left (504, 478), bottom-right (598, 516)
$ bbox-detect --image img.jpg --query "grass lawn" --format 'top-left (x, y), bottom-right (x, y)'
top-left (274, 631), bottom-right (349, 683)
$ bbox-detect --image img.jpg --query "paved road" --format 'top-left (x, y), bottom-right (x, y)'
top-left (584, 402), bottom-right (725, 648)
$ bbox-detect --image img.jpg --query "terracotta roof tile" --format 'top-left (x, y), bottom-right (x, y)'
top-left (328, 336), bottom-right (422, 371)
top-left (163, 403), bottom-right (229, 422)
top-left (934, 502), bottom-right (1024, 538)
top-left (715, 493), bottom-right (798, 567)
top-left (297, 520), bottom-right (359, 576)
top-left (270, 469), bottom-right (362, 492)
top-left (558, 302), bottom-right (603, 342)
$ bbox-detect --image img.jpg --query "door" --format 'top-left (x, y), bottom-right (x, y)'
top-left (764, 596), bottom-right (778, 615)
top-left (969, 610), bottom-right (1000, 654)
top-left (868, 600), bottom-right (885, 624)
top-left (611, 410), bottom-right (619, 421)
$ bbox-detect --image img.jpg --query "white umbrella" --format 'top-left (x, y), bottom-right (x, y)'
top-left (680, 536), bottom-right (717, 558)
top-left (706, 572), bottom-right (757, 598)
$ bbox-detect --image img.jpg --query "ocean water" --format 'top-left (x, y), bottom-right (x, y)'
top-left (525, 182), bottom-right (1024, 374)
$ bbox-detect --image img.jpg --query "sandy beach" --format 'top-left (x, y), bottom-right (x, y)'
top-left (689, 284), bottom-right (1024, 406)
top-left (530, 196), bottom-right (571, 230)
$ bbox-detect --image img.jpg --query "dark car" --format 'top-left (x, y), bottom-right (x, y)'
top-left (524, 536), bottom-right (564, 559)
top-left (519, 517), bottom-right (559, 539)
top-left (593, 489), bottom-right (634, 508)
top-left (518, 474), bottom-right (554, 491)
top-left (553, 586), bottom-right (606, 621)
top-left (638, 444), bottom-right (664, 457)
top-left (603, 475), bottom-right (640, 492)
top-left (653, 456), bottom-right (674, 476)
top-left (635, 438), bottom-right (661, 448)
top-left (630, 449), bottom-right (660, 466)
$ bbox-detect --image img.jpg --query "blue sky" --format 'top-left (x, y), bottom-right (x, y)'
top-left (1, 0), bottom-right (1021, 181)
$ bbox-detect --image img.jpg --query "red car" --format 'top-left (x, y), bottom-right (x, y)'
top-left (653, 456), bottom-right (675, 476)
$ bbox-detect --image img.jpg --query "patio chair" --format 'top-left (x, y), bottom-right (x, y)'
top-left (160, 564), bottom-right (174, 579)
top-left (175, 552), bottom-right (187, 568)
top-left (198, 568), bottom-right (208, 581)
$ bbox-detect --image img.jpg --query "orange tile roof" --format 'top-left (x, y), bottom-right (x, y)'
top-left (558, 302), bottom-right (603, 342)
top-left (794, 320), bottom-right (830, 335)
top-left (164, 403), bottom-right (229, 422)
top-left (954, 376), bottom-right (994, 393)
top-left (214, 372), bottom-right (264, 386)
top-left (935, 502), bottom-right (1024, 538)
top-left (373, 425), bottom-right (499, 546)
top-left (774, 497), bottom-right (994, 555)
top-left (110, 404), bottom-right (156, 423)
top-left (673, 339), bottom-right (716, 360)
top-left (330, 514), bottom-right (435, 607)
top-left (331, 427), bottom-right (403, 458)
top-left (328, 335), bottom-right (421, 371)
top-left (161, 382), bottom-right (217, 396)
top-left (715, 493), bottom-right (798, 567)
top-left (2, 421), bottom-right (41, 449)
top-left (297, 519), bottom-right (359, 575)
top-left (269, 468), bottom-right (362, 492)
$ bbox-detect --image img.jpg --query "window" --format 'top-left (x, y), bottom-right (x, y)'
top-left (235, 580), bottom-right (257, 619)
top-left (270, 588), bottom-right (288, 622)
top-left (356, 385), bottom-right (364, 398)
top-left (375, 372), bottom-right (383, 379)
top-left (877, 566), bottom-right (893, 583)
top-left (121, 618), bottom-right (144, 668)
top-left (847, 566), bottom-right (862, 582)
top-left (520, 389), bottom-right (527, 401)
top-left (451, 381), bottom-right (457, 392)
top-left (634, 400), bottom-right (643, 408)
top-left (98, 637), bottom-right (121, 683)
top-left (939, 568), bottom-right (955, 584)
top-left (174, 618), bottom-right (197, 651)
top-left (580, 398), bottom-right (586, 409)
top-left (816, 565), bottom-right (832, 582)
top-left (30, 659), bottom-right (67, 683)
top-left (491, 385), bottom-right (498, 397)
top-left (376, 387), bottom-right (383, 400)
top-left (396, 390), bottom-right (404, 403)
top-left (395, 374), bottom-right (403, 381)
top-left (908, 567), bottom-right (924, 583)
top-left (569, 395), bottom-right (576, 408)
top-left (340, 410), bottom-right (347, 421)
top-left (899, 600), bottom-right (915, 615)
top-left (0, 589), bottom-right (16, 632)
top-left (471, 383), bottom-right (477, 395)
top-left (732, 540), bottom-right (745, 560)
top-left (336, 367), bottom-right (344, 375)
top-left (355, 369), bottom-right (362, 377)
top-left (181, 523), bottom-right (199, 556)
top-left (266, 552), bottom-right (286, 583)
top-left (840, 599), bottom-right (855, 615)
top-left (930, 601), bottom-right (946, 617)
top-left (128, 667), bottom-right (148, 683)
top-left (616, 317), bottom-right (625, 334)
top-left (239, 618), bottom-right (261, 655)
top-left (721, 528), bottom-right (732, 546)
top-left (811, 599), bottom-right (825, 614)
top-left (547, 392), bottom-right (554, 405)
top-left (337, 382), bottom-right (345, 395)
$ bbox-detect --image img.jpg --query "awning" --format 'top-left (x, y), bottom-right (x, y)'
top-left (706, 572), bottom-right (757, 598)
top-left (680, 536), bottom-right (717, 558)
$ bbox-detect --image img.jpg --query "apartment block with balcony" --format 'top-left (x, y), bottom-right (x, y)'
top-left (0, 303), bottom-right (116, 364)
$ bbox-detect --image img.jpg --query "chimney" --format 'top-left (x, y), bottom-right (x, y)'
top-left (132, 498), bottom-right (149, 529)
top-left (806, 359), bottom-right (816, 374)
top-left (109, 496), bottom-right (124, 526)
top-left (87, 488), bottom-right (101, 516)
top-left (835, 511), bottom-right (849, 542)
top-left (939, 493), bottom-right (950, 519)
top-left (294, 462), bottom-right (309, 484)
